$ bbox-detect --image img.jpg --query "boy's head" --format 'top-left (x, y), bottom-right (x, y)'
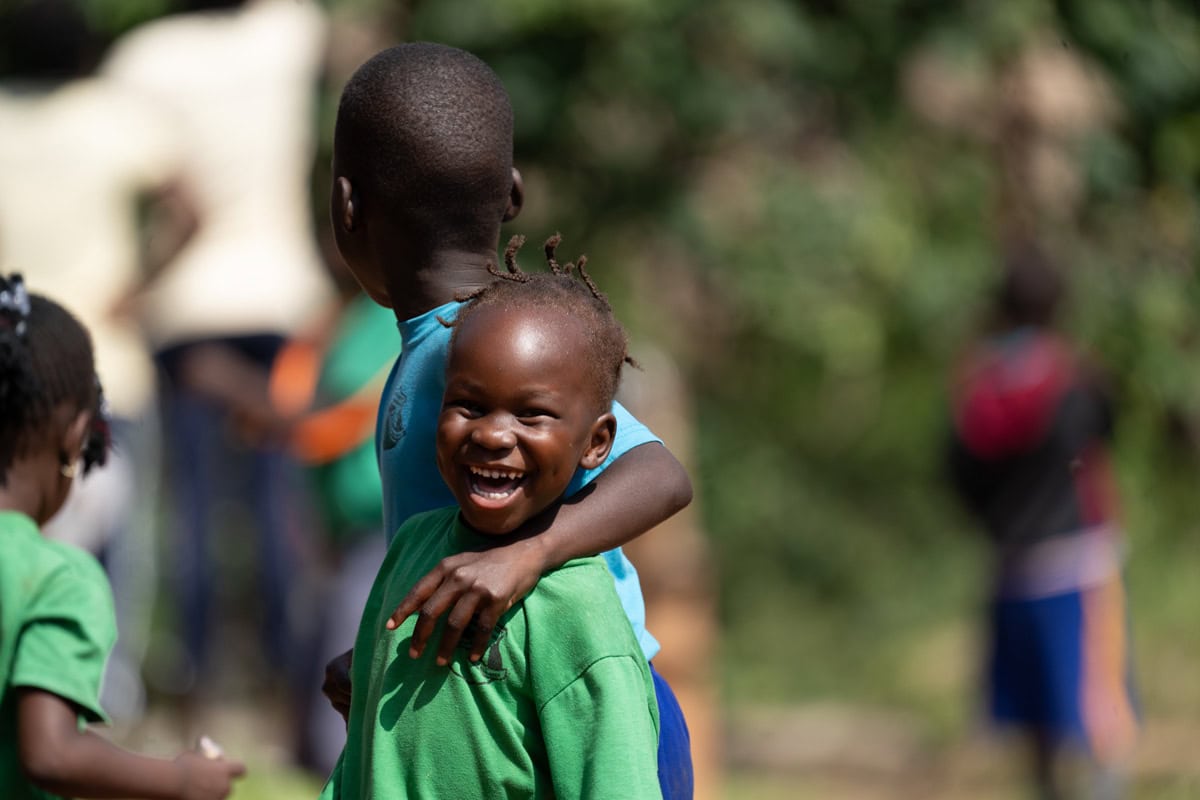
top-left (331, 42), bottom-right (523, 307)
top-left (997, 239), bottom-right (1063, 328)
top-left (436, 236), bottom-right (631, 535)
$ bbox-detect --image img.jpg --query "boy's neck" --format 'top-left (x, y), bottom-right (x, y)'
top-left (387, 248), bottom-right (499, 322)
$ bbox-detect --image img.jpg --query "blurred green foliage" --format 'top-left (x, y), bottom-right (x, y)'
top-left (355, 0), bottom-right (1199, 712)
top-left (27, 0), bottom-right (1200, 721)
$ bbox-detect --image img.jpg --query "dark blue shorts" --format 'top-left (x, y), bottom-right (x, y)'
top-left (650, 662), bottom-right (693, 800)
top-left (988, 579), bottom-right (1137, 758)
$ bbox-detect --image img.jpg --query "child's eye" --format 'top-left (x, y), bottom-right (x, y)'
top-left (445, 399), bottom-right (484, 417)
top-left (518, 408), bottom-right (555, 421)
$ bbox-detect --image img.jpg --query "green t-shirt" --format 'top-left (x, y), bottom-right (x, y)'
top-left (308, 295), bottom-right (398, 539)
top-left (321, 507), bottom-right (662, 800)
top-left (0, 511), bottom-right (117, 800)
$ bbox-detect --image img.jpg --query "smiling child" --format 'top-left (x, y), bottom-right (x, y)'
top-left (320, 238), bottom-right (662, 799)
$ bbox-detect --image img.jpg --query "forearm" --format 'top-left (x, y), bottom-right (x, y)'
top-left (523, 442), bottom-right (692, 571)
top-left (178, 344), bottom-right (271, 408)
top-left (19, 689), bottom-right (186, 799)
top-left (138, 181), bottom-right (199, 288)
top-left (23, 726), bottom-right (184, 799)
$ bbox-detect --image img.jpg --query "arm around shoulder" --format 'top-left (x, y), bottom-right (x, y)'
top-left (387, 442), bottom-right (691, 664)
top-left (606, 440), bottom-right (693, 523)
top-left (538, 441), bottom-right (692, 568)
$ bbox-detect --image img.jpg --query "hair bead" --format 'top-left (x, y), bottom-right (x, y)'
top-left (0, 274), bottom-right (32, 339)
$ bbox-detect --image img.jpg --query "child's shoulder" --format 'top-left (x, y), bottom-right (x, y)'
top-left (507, 556), bottom-right (649, 701)
top-left (397, 300), bottom-right (463, 342)
top-left (386, 506), bottom-right (460, 550)
top-left (35, 541), bottom-right (111, 606)
top-left (520, 556), bottom-right (640, 653)
top-left (0, 512), bottom-right (106, 587)
top-left (533, 554), bottom-right (614, 597)
top-left (387, 299), bottom-right (461, 385)
top-left (0, 514), bottom-right (114, 641)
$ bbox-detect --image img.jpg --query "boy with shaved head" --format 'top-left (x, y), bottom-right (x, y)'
top-left (323, 43), bottom-right (695, 798)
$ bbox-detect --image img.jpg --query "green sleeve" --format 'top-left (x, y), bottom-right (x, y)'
top-left (11, 549), bottom-right (116, 723)
top-left (318, 751), bottom-right (343, 799)
top-left (539, 655), bottom-right (662, 800)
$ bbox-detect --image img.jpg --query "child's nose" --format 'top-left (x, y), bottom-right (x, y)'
top-left (470, 414), bottom-right (517, 450)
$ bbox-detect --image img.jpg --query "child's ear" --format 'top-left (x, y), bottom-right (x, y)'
top-left (502, 168), bottom-right (524, 223)
top-left (58, 409), bottom-right (92, 466)
top-left (578, 412), bottom-right (616, 470)
top-left (332, 176), bottom-right (358, 233)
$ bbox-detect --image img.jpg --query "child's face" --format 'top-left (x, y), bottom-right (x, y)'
top-left (436, 304), bottom-right (614, 535)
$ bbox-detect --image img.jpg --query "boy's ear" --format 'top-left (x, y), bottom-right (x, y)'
top-left (333, 176), bottom-right (357, 233)
top-left (578, 412), bottom-right (616, 470)
top-left (502, 168), bottom-right (524, 223)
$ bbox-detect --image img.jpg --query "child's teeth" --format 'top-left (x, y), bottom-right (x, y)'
top-left (471, 466), bottom-right (522, 480)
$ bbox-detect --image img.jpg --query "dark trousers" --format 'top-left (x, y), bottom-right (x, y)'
top-left (156, 335), bottom-right (301, 681)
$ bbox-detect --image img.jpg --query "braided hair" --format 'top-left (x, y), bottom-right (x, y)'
top-left (0, 274), bottom-right (109, 484)
top-left (449, 235), bottom-right (636, 412)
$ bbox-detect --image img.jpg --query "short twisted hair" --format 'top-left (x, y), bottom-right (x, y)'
top-left (450, 235), bottom-right (635, 412)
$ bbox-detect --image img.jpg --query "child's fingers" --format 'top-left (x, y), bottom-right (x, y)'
top-left (387, 566), bottom-right (449, 630)
top-left (406, 583), bottom-right (461, 659)
top-left (466, 603), bottom-right (504, 663)
top-left (321, 649), bottom-right (354, 721)
top-left (225, 759), bottom-right (248, 778)
top-left (434, 594), bottom-right (484, 666)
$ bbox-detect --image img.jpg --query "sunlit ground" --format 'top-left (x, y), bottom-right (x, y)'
top-left (105, 559), bottom-right (1199, 799)
top-left (106, 455), bottom-right (1199, 800)
top-left (107, 691), bottom-right (1200, 800)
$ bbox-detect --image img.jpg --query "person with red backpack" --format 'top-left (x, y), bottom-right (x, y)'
top-left (946, 243), bottom-right (1137, 800)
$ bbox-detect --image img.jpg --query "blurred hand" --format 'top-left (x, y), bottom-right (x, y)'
top-left (228, 401), bottom-right (293, 448)
top-left (386, 538), bottom-right (547, 666)
top-left (176, 750), bottom-right (245, 800)
top-left (322, 648), bottom-right (354, 724)
top-left (107, 289), bottom-right (140, 322)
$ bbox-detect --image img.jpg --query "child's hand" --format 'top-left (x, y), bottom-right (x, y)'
top-left (387, 538), bottom-right (547, 666)
top-left (176, 748), bottom-right (245, 800)
top-left (322, 648), bottom-right (354, 723)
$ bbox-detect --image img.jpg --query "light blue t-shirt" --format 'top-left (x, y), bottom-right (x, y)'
top-left (376, 300), bottom-right (661, 660)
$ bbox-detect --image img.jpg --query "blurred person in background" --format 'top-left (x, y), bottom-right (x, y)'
top-left (172, 244), bottom-right (398, 774)
top-left (280, 258), bottom-right (397, 776)
top-left (101, 0), bottom-right (334, 708)
top-left (0, 275), bottom-right (246, 800)
top-left (945, 241), bottom-right (1138, 800)
top-left (0, 0), bottom-right (188, 723)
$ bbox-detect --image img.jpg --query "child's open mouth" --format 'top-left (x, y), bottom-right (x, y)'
top-left (467, 465), bottom-right (527, 501)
